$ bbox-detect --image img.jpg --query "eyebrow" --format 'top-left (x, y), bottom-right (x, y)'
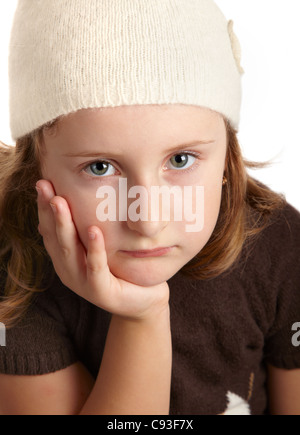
top-left (62, 140), bottom-right (215, 158)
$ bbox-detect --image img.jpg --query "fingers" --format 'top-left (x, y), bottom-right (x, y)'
top-left (87, 227), bottom-right (108, 272)
top-left (86, 226), bottom-right (112, 295)
top-left (36, 180), bottom-right (56, 237)
top-left (36, 180), bottom-right (78, 255)
top-left (49, 196), bottom-right (81, 258)
top-left (50, 196), bottom-right (87, 279)
top-left (36, 179), bottom-right (85, 283)
top-left (36, 179), bottom-right (113, 306)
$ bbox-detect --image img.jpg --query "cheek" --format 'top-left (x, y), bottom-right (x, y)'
top-left (64, 191), bottom-right (101, 245)
top-left (185, 181), bottom-right (222, 252)
top-left (171, 180), bottom-right (222, 258)
top-left (40, 167), bottom-right (97, 244)
top-left (203, 182), bottom-right (223, 235)
top-left (66, 190), bottom-right (125, 252)
top-left (204, 182), bottom-right (223, 220)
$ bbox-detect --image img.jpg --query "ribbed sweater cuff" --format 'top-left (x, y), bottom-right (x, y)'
top-left (0, 347), bottom-right (78, 376)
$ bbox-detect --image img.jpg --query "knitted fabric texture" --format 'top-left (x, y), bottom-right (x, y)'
top-left (9, 0), bottom-right (243, 140)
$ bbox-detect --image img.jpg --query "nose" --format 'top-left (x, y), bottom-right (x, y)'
top-left (124, 180), bottom-right (169, 237)
top-left (126, 217), bottom-right (168, 238)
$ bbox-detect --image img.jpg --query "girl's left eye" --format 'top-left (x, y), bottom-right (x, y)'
top-left (83, 161), bottom-right (116, 177)
top-left (165, 153), bottom-right (197, 171)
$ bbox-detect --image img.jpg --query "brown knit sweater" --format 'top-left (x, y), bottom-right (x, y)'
top-left (1, 202), bottom-right (300, 415)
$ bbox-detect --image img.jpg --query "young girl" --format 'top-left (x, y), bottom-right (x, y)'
top-left (0, 0), bottom-right (299, 415)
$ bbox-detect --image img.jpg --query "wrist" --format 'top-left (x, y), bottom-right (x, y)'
top-left (114, 302), bottom-right (170, 325)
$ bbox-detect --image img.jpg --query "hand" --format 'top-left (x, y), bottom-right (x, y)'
top-left (36, 180), bottom-right (170, 320)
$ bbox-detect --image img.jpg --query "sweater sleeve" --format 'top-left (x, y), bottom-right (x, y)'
top-left (0, 276), bottom-right (79, 376)
top-left (263, 203), bottom-right (300, 370)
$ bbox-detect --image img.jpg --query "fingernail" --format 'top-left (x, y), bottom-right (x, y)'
top-left (88, 232), bottom-right (96, 240)
top-left (50, 203), bottom-right (57, 214)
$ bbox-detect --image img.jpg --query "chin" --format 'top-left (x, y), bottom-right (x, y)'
top-left (110, 264), bottom-right (177, 287)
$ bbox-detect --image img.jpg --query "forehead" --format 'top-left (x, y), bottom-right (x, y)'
top-left (42, 105), bottom-right (226, 153)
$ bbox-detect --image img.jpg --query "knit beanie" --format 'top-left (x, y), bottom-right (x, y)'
top-left (9, 0), bottom-right (243, 141)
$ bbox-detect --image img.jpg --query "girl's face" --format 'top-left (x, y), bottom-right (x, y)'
top-left (41, 105), bottom-right (227, 286)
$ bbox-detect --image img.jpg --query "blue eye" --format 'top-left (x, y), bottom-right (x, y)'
top-left (84, 161), bottom-right (116, 177)
top-left (167, 153), bottom-right (197, 170)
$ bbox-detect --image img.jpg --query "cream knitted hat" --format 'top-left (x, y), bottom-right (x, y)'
top-left (9, 0), bottom-right (243, 140)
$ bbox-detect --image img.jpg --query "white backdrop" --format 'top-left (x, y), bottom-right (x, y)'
top-left (0, 0), bottom-right (299, 210)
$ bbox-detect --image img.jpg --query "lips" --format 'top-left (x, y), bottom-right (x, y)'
top-left (120, 247), bottom-right (173, 258)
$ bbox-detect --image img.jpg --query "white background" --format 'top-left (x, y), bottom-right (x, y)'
top-left (0, 0), bottom-right (299, 211)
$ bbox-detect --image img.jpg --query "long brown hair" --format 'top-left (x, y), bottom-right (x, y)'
top-left (181, 120), bottom-right (285, 278)
top-left (0, 130), bottom-right (54, 328)
top-left (0, 119), bottom-right (285, 327)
